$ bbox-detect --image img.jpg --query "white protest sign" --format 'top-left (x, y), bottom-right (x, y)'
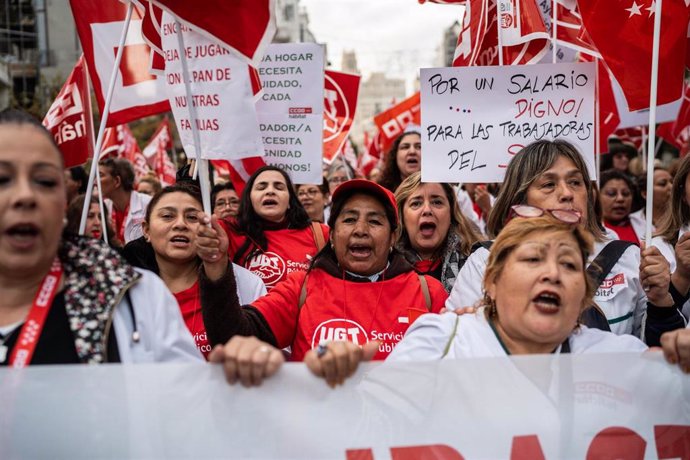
top-left (1, 354), bottom-right (688, 458)
top-left (256, 43), bottom-right (324, 184)
top-left (161, 12), bottom-right (264, 160)
top-left (421, 62), bottom-right (596, 183)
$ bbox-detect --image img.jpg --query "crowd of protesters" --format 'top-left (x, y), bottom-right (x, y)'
top-left (0, 109), bottom-right (688, 389)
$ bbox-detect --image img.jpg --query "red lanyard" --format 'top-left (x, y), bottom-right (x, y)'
top-left (8, 258), bottom-right (63, 368)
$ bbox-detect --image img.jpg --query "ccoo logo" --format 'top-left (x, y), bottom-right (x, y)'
top-left (247, 251), bottom-right (286, 287)
top-left (311, 319), bottom-right (369, 348)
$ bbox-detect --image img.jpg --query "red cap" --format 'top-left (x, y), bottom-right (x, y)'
top-left (330, 179), bottom-right (399, 228)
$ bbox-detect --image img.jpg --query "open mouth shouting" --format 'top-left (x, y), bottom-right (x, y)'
top-left (418, 221), bottom-right (437, 238)
top-left (169, 234), bottom-right (191, 248)
top-left (348, 243), bottom-right (373, 259)
top-left (532, 290), bottom-right (561, 314)
top-left (4, 223), bottom-right (40, 250)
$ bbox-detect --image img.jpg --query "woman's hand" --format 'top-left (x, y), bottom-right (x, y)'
top-left (209, 336), bottom-right (284, 387)
top-left (304, 341), bottom-right (379, 388)
top-left (660, 328), bottom-right (690, 373)
top-left (640, 244), bottom-right (673, 307)
top-left (195, 212), bottom-right (229, 281)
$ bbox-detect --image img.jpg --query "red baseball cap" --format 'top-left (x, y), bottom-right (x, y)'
top-left (329, 179), bottom-right (399, 228)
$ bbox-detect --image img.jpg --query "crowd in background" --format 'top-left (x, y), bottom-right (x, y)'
top-left (1, 109), bottom-right (689, 388)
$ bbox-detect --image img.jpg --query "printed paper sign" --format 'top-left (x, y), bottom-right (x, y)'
top-left (421, 61), bottom-right (596, 183)
top-left (256, 43), bottom-right (325, 184)
top-left (161, 12), bottom-right (264, 161)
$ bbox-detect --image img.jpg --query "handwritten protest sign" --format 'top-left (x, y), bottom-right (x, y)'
top-left (421, 62), bottom-right (596, 183)
top-left (161, 12), bottom-right (264, 161)
top-left (257, 43), bottom-right (324, 184)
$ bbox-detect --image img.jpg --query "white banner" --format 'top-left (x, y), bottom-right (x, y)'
top-left (257, 43), bottom-right (325, 184)
top-left (421, 62), bottom-right (596, 183)
top-left (161, 12), bottom-right (264, 160)
top-left (1, 353), bottom-right (688, 458)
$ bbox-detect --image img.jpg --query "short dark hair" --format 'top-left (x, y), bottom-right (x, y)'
top-left (211, 181), bottom-right (236, 211)
top-left (100, 158), bottom-right (135, 192)
top-left (0, 109), bottom-right (62, 164)
top-left (69, 166), bottom-right (89, 194)
top-left (145, 182), bottom-right (203, 223)
top-left (296, 178), bottom-right (329, 196)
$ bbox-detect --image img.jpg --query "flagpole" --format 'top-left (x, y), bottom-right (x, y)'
top-left (83, 58), bottom-right (109, 245)
top-left (497, 4), bottom-right (504, 66)
top-left (641, 125), bottom-right (648, 171)
top-left (175, 19), bottom-right (212, 215)
top-left (551, 0), bottom-right (558, 64)
top-left (79, 1), bottom-right (134, 235)
top-left (595, 59), bottom-right (601, 185)
top-left (644, 0), bottom-right (663, 244)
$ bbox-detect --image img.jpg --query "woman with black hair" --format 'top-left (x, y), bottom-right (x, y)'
top-left (598, 169), bottom-right (641, 245)
top-left (219, 166), bottom-right (329, 290)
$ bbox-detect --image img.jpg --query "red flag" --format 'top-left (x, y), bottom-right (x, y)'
top-left (149, 0), bottom-right (276, 65)
top-left (658, 84), bottom-right (690, 150)
top-left (454, 0), bottom-right (549, 67)
top-left (373, 93), bottom-right (421, 154)
top-left (612, 127), bottom-right (644, 151)
top-left (101, 125), bottom-right (151, 184)
top-left (595, 60), bottom-right (621, 155)
top-left (70, 0), bottom-right (170, 126)
top-left (552, 1), bottom-right (599, 57)
top-left (42, 55), bottom-right (94, 168)
top-left (323, 71), bottom-right (361, 163)
top-left (577, 0), bottom-right (690, 111)
top-left (143, 117), bottom-right (176, 185)
top-left (140, 0), bottom-right (166, 73)
top-left (211, 157), bottom-right (268, 196)
top-left (418, 0), bottom-right (465, 3)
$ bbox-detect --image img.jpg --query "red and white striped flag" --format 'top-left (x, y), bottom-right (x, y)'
top-left (454, 0), bottom-right (549, 67)
top-left (42, 55), bottom-right (94, 168)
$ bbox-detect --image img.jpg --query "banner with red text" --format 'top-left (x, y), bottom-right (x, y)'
top-left (160, 12), bottom-right (264, 161)
top-left (42, 55), bottom-right (94, 168)
top-left (323, 70), bottom-right (360, 163)
top-left (256, 43), bottom-right (325, 184)
top-left (421, 62), bottom-right (596, 183)
top-left (0, 353), bottom-right (687, 458)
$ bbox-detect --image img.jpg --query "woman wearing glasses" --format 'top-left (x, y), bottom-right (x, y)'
top-left (446, 140), bottom-right (675, 345)
top-left (296, 180), bottom-right (329, 223)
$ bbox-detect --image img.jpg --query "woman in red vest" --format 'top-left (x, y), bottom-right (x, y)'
top-left (220, 166), bottom-right (329, 291)
top-left (196, 179), bottom-right (448, 367)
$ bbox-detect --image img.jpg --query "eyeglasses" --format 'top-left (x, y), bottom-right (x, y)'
top-left (508, 204), bottom-right (581, 224)
top-left (215, 199), bottom-right (239, 208)
top-left (298, 189), bottom-right (321, 198)
top-left (328, 176), bottom-right (348, 185)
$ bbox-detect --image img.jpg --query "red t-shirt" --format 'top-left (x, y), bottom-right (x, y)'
top-left (173, 281), bottom-right (211, 359)
top-left (221, 221), bottom-right (329, 291)
top-left (604, 220), bottom-right (640, 246)
top-left (252, 269), bottom-right (448, 361)
top-left (112, 204), bottom-right (129, 243)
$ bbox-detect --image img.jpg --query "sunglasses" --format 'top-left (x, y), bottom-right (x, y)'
top-left (508, 204), bottom-right (582, 224)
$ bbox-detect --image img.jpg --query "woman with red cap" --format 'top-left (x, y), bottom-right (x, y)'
top-left (195, 179), bottom-right (448, 372)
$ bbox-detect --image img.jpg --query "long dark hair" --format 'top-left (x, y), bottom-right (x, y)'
top-left (233, 166), bottom-right (310, 264)
top-left (378, 131), bottom-right (420, 193)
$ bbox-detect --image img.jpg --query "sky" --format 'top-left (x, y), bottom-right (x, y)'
top-left (300, 0), bottom-right (464, 93)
